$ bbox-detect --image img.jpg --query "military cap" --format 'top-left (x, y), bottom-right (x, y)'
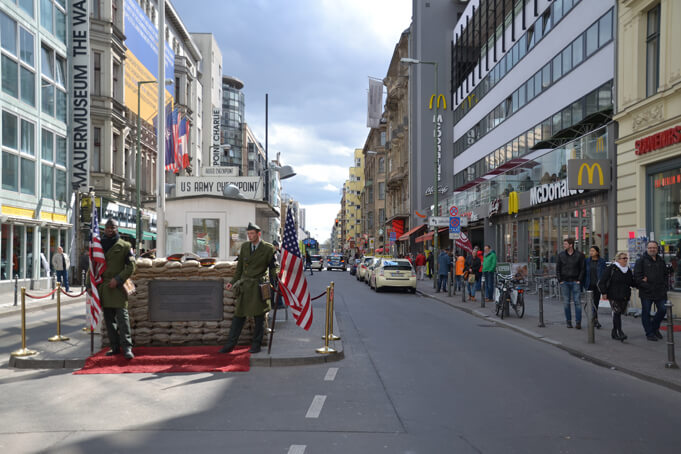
top-left (246, 222), bottom-right (261, 232)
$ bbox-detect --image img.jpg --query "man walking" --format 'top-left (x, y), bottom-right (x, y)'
top-left (414, 251), bottom-right (426, 280)
top-left (482, 244), bottom-right (497, 302)
top-left (51, 246), bottom-right (70, 292)
top-left (437, 248), bottom-right (452, 293)
top-left (556, 238), bottom-right (585, 329)
top-left (100, 219), bottom-right (136, 359)
top-left (305, 250), bottom-right (313, 276)
top-left (221, 222), bottom-right (277, 354)
top-left (634, 241), bottom-right (669, 341)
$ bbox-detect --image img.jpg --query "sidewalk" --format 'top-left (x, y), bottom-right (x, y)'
top-left (416, 278), bottom-right (681, 392)
top-left (3, 288), bottom-right (343, 369)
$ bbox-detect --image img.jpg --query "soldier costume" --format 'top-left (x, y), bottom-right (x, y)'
top-left (221, 222), bottom-right (277, 353)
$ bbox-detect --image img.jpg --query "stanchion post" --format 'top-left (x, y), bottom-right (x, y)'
top-left (326, 281), bottom-right (340, 341)
top-left (538, 282), bottom-right (545, 327)
top-left (586, 290), bottom-right (595, 343)
top-left (81, 269), bottom-right (86, 292)
top-left (480, 275), bottom-right (485, 308)
top-left (51, 273), bottom-right (56, 300)
top-left (13, 274), bottom-right (18, 306)
top-left (665, 300), bottom-right (678, 369)
top-left (11, 287), bottom-right (38, 357)
top-left (316, 285), bottom-right (336, 354)
top-left (49, 283), bottom-right (70, 342)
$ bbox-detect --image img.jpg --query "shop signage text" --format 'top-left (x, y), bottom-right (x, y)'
top-left (212, 108), bottom-right (221, 165)
top-left (425, 185), bottom-right (449, 196)
top-left (530, 179), bottom-right (583, 206)
top-left (433, 113), bottom-right (443, 182)
top-left (70, 0), bottom-right (90, 190)
top-left (202, 166), bottom-right (238, 176)
top-left (635, 125), bottom-right (681, 156)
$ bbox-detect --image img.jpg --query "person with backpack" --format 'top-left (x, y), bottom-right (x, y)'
top-left (598, 252), bottom-right (634, 341)
top-left (583, 245), bottom-right (607, 329)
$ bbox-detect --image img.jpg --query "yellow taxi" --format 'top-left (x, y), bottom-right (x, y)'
top-left (370, 258), bottom-right (417, 293)
top-left (357, 256), bottom-right (375, 282)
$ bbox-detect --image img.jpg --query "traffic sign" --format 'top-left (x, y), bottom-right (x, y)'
top-left (449, 206), bottom-right (458, 217)
top-left (449, 217), bottom-right (460, 229)
top-left (428, 216), bottom-right (449, 227)
top-left (449, 232), bottom-right (460, 240)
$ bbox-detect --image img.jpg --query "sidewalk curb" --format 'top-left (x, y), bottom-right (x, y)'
top-left (417, 289), bottom-right (681, 394)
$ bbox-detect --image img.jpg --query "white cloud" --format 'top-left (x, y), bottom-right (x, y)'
top-left (322, 183), bottom-right (339, 192)
top-left (301, 203), bottom-right (342, 244)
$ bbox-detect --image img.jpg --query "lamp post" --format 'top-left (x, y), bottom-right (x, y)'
top-left (401, 57), bottom-right (439, 284)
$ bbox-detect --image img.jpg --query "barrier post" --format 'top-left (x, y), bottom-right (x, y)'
top-left (448, 271), bottom-right (453, 297)
top-left (538, 282), bottom-right (545, 328)
top-left (11, 288), bottom-right (38, 357)
top-left (48, 283), bottom-right (70, 342)
top-left (325, 281), bottom-right (340, 341)
top-left (316, 285), bottom-right (336, 354)
top-left (13, 274), bottom-right (18, 306)
top-left (81, 269), bottom-right (86, 292)
top-left (665, 300), bottom-right (678, 369)
top-left (586, 290), bottom-right (595, 344)
top-left (480, 275), bottom-right (485, 308)
top-left (51, 273), bottom-right (56, 300)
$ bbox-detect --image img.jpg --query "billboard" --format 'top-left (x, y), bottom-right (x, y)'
top-left (70, 0), bottom-right (90, 191)
top-left (124, 0), bottom-right (175, 123)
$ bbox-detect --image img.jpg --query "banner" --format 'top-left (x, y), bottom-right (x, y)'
top-left (70, 0), bottom-right (90, 191)
top-left (367, 78), bottom-right (383, 128)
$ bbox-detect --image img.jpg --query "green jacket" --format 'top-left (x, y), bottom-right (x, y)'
top-left (99, 238), bottom-right (136, 309)
top-left (231, 240), bottom-right (276, 317)
top-left (482, 250), bottom-right (497, 273)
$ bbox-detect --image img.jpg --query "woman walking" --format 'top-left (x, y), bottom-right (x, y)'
top-left (598, 252), bottom-right (634, 341)
top-left (584, 246), bottom-right (607, 328)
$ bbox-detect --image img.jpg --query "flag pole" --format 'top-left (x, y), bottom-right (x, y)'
top-left (90, 192), bottom-right (95, 355)
top-left (156, 0), bottom-right (166, 258)
top-left (267, 279), bottom-right (279, 354)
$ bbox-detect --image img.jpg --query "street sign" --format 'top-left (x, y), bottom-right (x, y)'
top-left (389, 232), bottom-right (397, 241)
top-left (449, 216), bottom-right (460, 234)
top-left (449, 206), bottom-right (458, 217)
top-left (428, 216), bottom-right (449, 227)
top-left (449, 232), bottom-right (460, 240)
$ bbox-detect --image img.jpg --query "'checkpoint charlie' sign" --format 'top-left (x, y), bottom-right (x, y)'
top-left (176, 176), bottom-right (263, 199)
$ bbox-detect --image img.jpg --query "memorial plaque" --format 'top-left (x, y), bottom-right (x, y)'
top-left (149, 280), bottom-right (224, 322)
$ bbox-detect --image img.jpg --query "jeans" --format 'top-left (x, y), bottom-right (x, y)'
top-left (641, 298), bottom-right (667, 337)
top-left (483, 271), bottom-right (495, 300)
top-left (437, 274), bottom-right (448, 292)
top-left (561, 281), bottom-right (582, 323)
top-left (417, 266), bottom-right (425, 280)
top-left (468, 281), bottom-right (476, 297)
top-left (455, 275), bottom-right (463, 291)
top-left (475, 275), bottom-right (482, 292)
top-left (56, 269), bottom-right (69, 291)
top-left (305, 263), bottom-right (313, 275)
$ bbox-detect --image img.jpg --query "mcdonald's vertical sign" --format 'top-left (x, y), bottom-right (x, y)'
top-left (508, 191), bottom-right (519, 214)
top-left (567, 159), bottom-right (611, 190)
top-left (429, 93), bottom-right (446, 184)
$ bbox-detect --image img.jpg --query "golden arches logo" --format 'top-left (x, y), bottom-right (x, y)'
top-left (577, 163), bottom-right (605, 186)
top-left (596, 136), bottom-right (605, 153)
top-left (429, 94), bottom-right (447, 110)
top-left (508, 191), bottom-right (519, 215)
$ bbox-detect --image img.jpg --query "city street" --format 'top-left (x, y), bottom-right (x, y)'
top-left (2, 270), bottom-right (681, 453)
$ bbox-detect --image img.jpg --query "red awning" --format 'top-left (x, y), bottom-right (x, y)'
top-left (375, 248), bottom-right (384, 253)
top-left (414, 227), bottom-right (447, 243)
top-left (398, 224), bottom-right (426, 241)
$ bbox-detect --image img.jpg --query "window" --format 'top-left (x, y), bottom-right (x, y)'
top-left (93, 52), bottom-right (102, 95)
top-left (41, 129), bottom-right (53, 161)
top-left (40, 0), bottom-right (53, 33)
top-left (20, 157), bottom-right (35, 195)
top-left (598, 10), bottom-right (612, 47)
top-left (378, 157), bottom-right (385, 173)
top-left (21, 120), bottom-right (35, 156)
top-left (2, 152), bottom-right (18, 191)
top-left (91, 0), bottom-right (101, 18)
top-left (41, 164), bottom-right (54, 199)
top-left (2, 111), bottom-right (18, 149)
top-left (572, 35), bottom-right (584, 66)
top-left (646, 4), bottom-right (660, 97)
top-left (562, 46), bottom-right (572, 74)
top-left (91, 127), bottom-right (101, 172)
top-left (541, 63), bottom-right (551, 89)
top-left (586, 22), bottom-right (599, 56)
top-left (20, 0), bottom-right (34, 17)
top-left (3, 111), bottom-right (37, 195)
top-left (378, 182), bottom-right (385, 200)
top-left (552, 55), bottom-right (562, 83)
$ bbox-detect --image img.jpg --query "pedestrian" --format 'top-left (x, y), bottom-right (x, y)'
top-left (437, 248), bottom-right (452, 292)
top-left (221, 222), bottom-right (277, 354)
top-left (583, 245), bottom-right (607, 329)
top-left (556, 237), bottom-right (585, 329)
top-left (100, 218), bottom-right (137, 359)
top-left (475, 247), bottom-right (484, 294)
top-left (482, 244), bottom-right (497, 302)
top-left (51, 246), bottom-right (70, 292)
top-left (598, 252), bottom-right (634, 342)
top-left (455, 252), bottom-right (465, 291)
top-left (634, 241), bottom-right (669, 342)
top-left (466, 250), bottom-right (481, 301)
top-left (305, 250), bottom-right (313, 276)
top-left (414, 251), bottom-right (426, 280)
top-left (426, 250), bottom-right (434, 279)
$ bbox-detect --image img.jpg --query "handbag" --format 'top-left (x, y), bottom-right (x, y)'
top-left (122, 278), bottom-right (136, 296)
top-left (259, 283), bottom-right (272, 301)
top-left (468, 274), bottom-right (476, 284)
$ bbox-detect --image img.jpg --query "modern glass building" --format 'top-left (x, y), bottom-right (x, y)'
top-left (220, 75), bottom-right (244, 170)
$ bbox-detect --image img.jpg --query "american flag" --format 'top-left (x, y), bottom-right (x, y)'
top-left (279, 208), bottom-right (313, 330)
top-left (86, 203), bottom-right (106, 330)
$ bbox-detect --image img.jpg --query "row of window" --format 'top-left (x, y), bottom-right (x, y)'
top-left (4, 0), bottom-right (65, 43)
top-left (455, 9), bottom-right (613, 158)
top-left (454, 0), bottom-right (582, 124)
top-left (453, 80), bottom-right (613, 191)
top-left (1, 110), bottom-right (67, 201)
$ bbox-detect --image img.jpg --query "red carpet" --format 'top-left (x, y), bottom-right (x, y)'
top-left (660, 325), bottom-right (681, 332)
top-left (74, 346), bottom-right (250, 374)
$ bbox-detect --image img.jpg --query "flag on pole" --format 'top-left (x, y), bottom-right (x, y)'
top-left (178, 116), bottom-right (187, 170)
top-left (86, 202), bottom-right (106, 330)
top-left (172, 109), bottom-right (180, 173)
top-left (279, 208), bottom-right (313, 330)
top-left (164, 104), bottom-right (175, 172)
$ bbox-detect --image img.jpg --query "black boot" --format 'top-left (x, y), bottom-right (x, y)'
top-left (250, 315), bottom-right (265, 353)
top-left (611, 328), bottom-right (619, 340)
top-left (220, 316), bottom-right (245, 353)
top-left (618, 329), bottom-right (627, 341)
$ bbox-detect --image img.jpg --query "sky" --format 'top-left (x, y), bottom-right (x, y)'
top-left (172, 0), bottom-right (413, 243)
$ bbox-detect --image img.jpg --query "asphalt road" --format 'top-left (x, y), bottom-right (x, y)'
top-left (1, 270), bottom-right (681, 453)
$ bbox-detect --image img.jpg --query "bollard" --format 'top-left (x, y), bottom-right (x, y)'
top-left (13, 274), bottom-right (18, 306)
top-left (586, 290), bottom-right (595, 344)
top-left (325, 282), bottom-right (340, 341)
top-left (462, 279), bottom-right (466, 303)
top-left (48, 283), bottom-right (70, 342)
top-left (11, 288), bottom-right (38, 357)
top-left (665, 301), bottom-right (678, 369)
top-left (81, 269), bottom-right (86, 292)
top-left (480, 275), bottom-right (485, 308)
top-left (316, 285), bottom-right (336, 354)
top-left (51, 273), bottom-right (56, 300)
top-left (448, 271), bottom-right (453, 297)
top-left (538, 283), bottom-right (545, 328)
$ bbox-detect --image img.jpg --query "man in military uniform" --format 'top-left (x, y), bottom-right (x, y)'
top-left (221, 222), bottom-right (276, 354)
top-left (100, 218), bottom-right (137, 359)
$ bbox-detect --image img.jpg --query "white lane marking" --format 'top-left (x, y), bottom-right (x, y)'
top-left (324, 367), bottom-right (338, 381)
top-left (288, 445), bottom-right (306, 454)
top-left (305, 395), bottom-right (327, 418)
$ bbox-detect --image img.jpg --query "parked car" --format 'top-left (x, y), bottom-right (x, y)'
top-left (326, 253), bottom-right (346, 271)
top-left (366, 258), bottom-right (384, 287)
top-left (310, 254), bottom-right (323, 271)
top-left (370, 259), bottom-right (417, 293)
top-left (357, 256), bottom-right (375, 281)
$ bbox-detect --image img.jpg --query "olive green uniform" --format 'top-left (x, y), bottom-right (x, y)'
top-left (100, 238), bottom-right (136, 349)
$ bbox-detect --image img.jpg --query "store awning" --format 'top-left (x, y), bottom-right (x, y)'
top-left (117, 227), bottom-right (136, 237)
top-left (143, 231), bottom-right (157, 241)
top-left (415, 227), bottom-right (447, 243)
top-left (101, 225), bottom-right (156, 240)
top-left (398, 224), bottom-right (426, 241)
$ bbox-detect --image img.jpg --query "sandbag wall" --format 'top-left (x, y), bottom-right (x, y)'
top-left (100, 258), bottom-right (265, 347)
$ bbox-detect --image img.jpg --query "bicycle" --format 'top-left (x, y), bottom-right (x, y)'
top-left (494, 274), bottom-right (526, 319)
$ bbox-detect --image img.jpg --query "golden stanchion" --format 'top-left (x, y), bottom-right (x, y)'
top-left (11, 287), bottom-right (38, 357)
top-left (316, 285), bottom-right (336, 354)
top-left (48, 283), bottom-right (70, 342)
top-left (322, 281), bottom-right (340, 341)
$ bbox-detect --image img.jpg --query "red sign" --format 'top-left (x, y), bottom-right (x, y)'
top-left (449, 206), bottom-right (458, 216)
top-left (635, 125), bottom-right (681, 155)
top-left (392, 219), bottom-right (405, 236)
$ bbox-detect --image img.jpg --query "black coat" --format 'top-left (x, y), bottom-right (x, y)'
top-left (556, 249), bottom-right (585, 282)
top-left (634, 253), bottom-right (669, 300)
top-left (597, 264), bottom-right (634, 302)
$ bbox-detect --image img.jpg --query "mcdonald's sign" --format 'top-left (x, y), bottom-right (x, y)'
top-left (596, 136), bottom-right (605, 153)
top-left (508, 191), bottom-right (519, 215)
top-left (567, 159), bottom-right (611, 190)
top-left (429, 94), bottom-right (447, 110)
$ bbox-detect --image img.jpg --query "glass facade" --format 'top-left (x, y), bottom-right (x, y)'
top-left (220, 83), bottom-right (244, 170)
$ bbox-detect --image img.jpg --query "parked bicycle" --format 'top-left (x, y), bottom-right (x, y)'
top-left (494, 273), bottom-right (526, 319)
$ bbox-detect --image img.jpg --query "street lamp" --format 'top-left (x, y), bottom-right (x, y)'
top-left (366, 149), bottom-right (388, 253)
top-left (401, 57), bottom-right (439, 284)
top-left (136, 79), bottom-right (172, 257)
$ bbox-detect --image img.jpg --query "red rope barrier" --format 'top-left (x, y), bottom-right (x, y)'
top-left (310, 290), bottom-right (327, 301)
top-left (24, 287), bottom-right (59, 300)
top-left (60, 288), bottom-right (88, 298)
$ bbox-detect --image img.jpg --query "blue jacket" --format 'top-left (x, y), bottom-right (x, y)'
top-left (583, 257), bottom-right (607, 290)
top-left (437, 252), bottom-right (452, 276)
